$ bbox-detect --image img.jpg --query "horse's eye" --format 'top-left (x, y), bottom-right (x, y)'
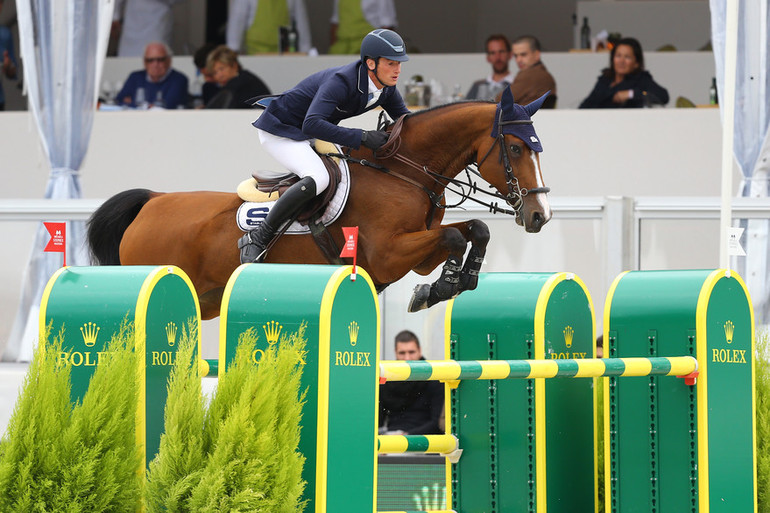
top-left (510, 144), bottom-right (522, 156)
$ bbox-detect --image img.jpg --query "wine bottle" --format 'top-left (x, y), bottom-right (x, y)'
top-left (580, 17), bottom-right (591, 50)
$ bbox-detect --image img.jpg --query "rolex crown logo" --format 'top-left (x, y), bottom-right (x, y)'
top-left (80, 322), bottom-right (100, 348)
top-left (724, 320), bottom-right (734, 344)
top-left (165, 322), bottom-right (177, 347)
top-left (563, 325), bottom-right (574, 348)
top-left (263, 320), bottom-right (282, 345)
top-left (348, 321), bottom-right (359, 346)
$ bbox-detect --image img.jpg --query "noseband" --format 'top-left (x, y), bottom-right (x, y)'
top-left (477, 117), bottom-right (551, 217)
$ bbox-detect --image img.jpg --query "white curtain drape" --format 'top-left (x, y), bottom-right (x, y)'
top-left (3, 1), bottom-right (114, 361)
top-left (710, 0), bottom-right (770, 324)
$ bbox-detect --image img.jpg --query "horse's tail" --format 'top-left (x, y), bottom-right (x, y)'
top-left (87, 188), bottom-right (154, 265)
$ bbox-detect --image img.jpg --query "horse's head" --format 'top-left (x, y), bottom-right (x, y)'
top-left (477, 87), bottom-right (552, 232)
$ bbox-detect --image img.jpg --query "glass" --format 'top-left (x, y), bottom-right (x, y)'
top-left (135, 87), bottom-right (149, 109)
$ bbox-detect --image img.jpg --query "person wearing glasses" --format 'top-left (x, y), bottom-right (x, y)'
top-left (115, 41), bottom-right (189, 109)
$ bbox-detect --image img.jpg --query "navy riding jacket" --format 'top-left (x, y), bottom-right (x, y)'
top-left (252, 61), bottom-right (410, 149)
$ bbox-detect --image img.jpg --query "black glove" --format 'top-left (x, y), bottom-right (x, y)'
top-left (360, 130), bottom-right (389, 150)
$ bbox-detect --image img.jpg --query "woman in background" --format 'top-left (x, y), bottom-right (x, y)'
top-left (579, 37), bottom-right (668, 108)
top-left (205, 45), bottom-right (270, 109)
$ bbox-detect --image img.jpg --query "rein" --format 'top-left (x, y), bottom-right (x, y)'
top-left (327, 112), bottom-right (550, 224)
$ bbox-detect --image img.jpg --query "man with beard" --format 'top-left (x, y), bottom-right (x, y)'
top-left (379, 330), bottom-right (444, 435)
top-left (465, 34), bottom-right (514, 101)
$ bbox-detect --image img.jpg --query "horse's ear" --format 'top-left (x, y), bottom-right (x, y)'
top-left (523, 91), bottom-right (550, 117)
top-left (500, 86), bottom-right (515, 111)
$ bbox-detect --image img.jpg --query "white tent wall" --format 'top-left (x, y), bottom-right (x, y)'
top-left (711, 0), bottom-right (770, 325)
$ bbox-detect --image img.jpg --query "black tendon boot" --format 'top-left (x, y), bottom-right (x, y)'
top-left (408, 255), bottom-right (462, 312)
top-left (238, 176), bottom-right (317, 263)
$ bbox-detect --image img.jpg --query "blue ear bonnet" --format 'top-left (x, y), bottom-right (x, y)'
top-left (491, 88), bottom-right (549, 153)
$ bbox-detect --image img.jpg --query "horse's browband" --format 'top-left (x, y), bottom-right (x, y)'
top-left (499, 120), bottom-right (533, 126)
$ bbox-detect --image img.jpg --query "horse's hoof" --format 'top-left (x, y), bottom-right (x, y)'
top-left (408, 284), bottom-right (431, 312)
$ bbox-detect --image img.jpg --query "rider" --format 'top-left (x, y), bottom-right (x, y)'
top-left (239, 28), bottom-right (411, 263)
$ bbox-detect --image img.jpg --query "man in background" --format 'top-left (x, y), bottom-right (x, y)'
top-left (379, 330), bottom-right (444, 435)
top-left (465, 34), bottom-right (513, 101)
top-left (508, 34), bottom-right (557, 107)
top-left (115, 42), bottom-right (189, 109)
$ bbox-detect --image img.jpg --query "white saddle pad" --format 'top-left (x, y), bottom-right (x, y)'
top-left (236, 158), bottom-right (350, 234)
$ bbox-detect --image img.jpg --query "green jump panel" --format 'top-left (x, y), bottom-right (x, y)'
top-left (220, 264), bottom-right (380, 513)
top-left (446, 272), bottom-right (596, 513)
top-left (39, 265), bottom-right (201, 468)
top-left (604, 269), bottom-right (756, 513)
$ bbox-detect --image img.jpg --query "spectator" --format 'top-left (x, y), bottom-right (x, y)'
top-left (508, 35), bottom-right (557, 107)
top-left (192, 43), bottom-right (220, 108)
top-left (579, 37), bottom-right (669, 108)
top-left (115, 42), bottom-right (189, 109)
top-left (205, 45), bottom-right (271, 109)
top-left (227, 0), bottom-right (312, 54)
top-left (379, 330), bottom-right (444, 435)
top-left (0, 0), bottom-right (17, 111)
top-left (466, 34), bottom-right (514, 101)
top-left (329, 0), bottom-right (397, 55)
top-left (112, 0), bottom-right (186, 57)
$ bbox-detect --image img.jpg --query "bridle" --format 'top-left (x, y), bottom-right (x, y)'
top-left (328, 109), bottom-right (550, 224)
top-left (476, 114), bottom-right (551, 215)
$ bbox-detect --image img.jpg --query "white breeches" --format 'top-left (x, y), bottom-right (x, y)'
top-left (256, 129), bottom-right (330, 195)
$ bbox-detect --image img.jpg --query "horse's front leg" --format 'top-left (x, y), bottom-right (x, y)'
top-left (457, 219), bottom-right (490, 293)
top-left (407, 226), bottom-right (468, 312)
top-left (405, 220), bottom-right (488, 312)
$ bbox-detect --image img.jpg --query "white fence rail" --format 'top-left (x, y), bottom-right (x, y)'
top-left (2, 197), bottom-right (768, 361)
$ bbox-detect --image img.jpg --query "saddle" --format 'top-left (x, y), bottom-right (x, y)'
top-left (237, 140), bottom-right (342, 224)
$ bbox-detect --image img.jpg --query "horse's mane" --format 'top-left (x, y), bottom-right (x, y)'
top-left (405, 99), bottom-right (496, 120)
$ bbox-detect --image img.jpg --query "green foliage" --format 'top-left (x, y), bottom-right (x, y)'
top-left (0, 328), bottom-right (74, 511)
top-left (756, 330), bottom-right (770, 513)
top-left (146, 325), bottom-right (307, 513)
top-left (145, 322), bottom-right (207, 512)
top-left (0, 323), bottom-right (142, 512)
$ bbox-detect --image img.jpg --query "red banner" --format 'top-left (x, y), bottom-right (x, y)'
top-left (340, 226), bottom-right (358, 280)
top-left (44, 222), bottom-right (66, 267)
top-left (44, 222), bottom-right (66, 252)
top-left (340, 226), bottom-right (358, 258)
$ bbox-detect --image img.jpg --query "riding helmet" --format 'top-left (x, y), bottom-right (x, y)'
top-left (360, 29), bottom-right (409, 62)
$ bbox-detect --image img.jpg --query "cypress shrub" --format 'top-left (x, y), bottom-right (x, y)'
top-left (0, 328), bottom-right (74, 511)
top-left (145, 322), bottom-right (207, 512)
top-left (146, 325), bottom-right (307, 512)
top-left (0, 323), bottom-right (142, 512)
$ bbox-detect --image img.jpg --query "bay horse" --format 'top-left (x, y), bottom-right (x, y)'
top-left (87, 88), bottom-right (552, 319)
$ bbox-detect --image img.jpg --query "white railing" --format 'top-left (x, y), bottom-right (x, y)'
top-left (3, 197), bottom-right (769, 269)
top-left (2, 196), bottom-right (769, 361)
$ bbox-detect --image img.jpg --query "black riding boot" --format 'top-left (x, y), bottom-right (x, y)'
top-left (238, 176), bottom-right (317, 263)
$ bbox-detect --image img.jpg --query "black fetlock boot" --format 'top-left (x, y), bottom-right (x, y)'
top-left (238, 176), bottom-right (317, 263)
top-left (408, 255), bottom-right (463, 312)
top-left (459, 246), bottom-right (485, 292)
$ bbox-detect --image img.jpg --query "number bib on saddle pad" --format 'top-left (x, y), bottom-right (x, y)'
top-left (236, 157), bottom-right (351, 234)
